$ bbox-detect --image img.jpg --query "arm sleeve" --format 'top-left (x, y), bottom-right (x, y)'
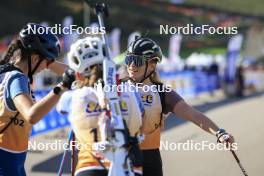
top-left (5, 73), bottom-right (30, 111)
top-left (9, 74), bottom-right (30, 99)
top-left (56, 91), bottom-right (72, 114)
top-left (163, 89), bottom-right (183, 114)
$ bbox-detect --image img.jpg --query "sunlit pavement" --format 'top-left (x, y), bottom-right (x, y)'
top-left (25, 91), bottom-right (264, 176)
top-left (161, 92), bottom-right (264, 176)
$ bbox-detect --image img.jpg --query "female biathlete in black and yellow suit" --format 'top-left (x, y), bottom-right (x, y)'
top-left (123, 37), bottom-right (235, 176)
top-left (0, 23), bottom-right (75, 176)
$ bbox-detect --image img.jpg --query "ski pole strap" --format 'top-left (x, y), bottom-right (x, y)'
top-left (90, 151), bottom-right (108, 171)
top-left (216, 132), bottom-right (229, 143)
top-left (0, 112), bottom-right (19, 134)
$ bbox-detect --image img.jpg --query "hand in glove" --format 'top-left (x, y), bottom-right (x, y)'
top-left (61, 68), bottom-right (76, 89)
top-left (216, 129), bottom-right (235, 149)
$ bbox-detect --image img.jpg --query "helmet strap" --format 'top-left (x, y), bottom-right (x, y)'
top-left (143, 61), bottom-right (148, 79)
top-left (139, 61), bottom-right (155, 83)
top-left (27, 53), bottom-right (33, 84)
top-left (28, 56), bottom-right (44, 84)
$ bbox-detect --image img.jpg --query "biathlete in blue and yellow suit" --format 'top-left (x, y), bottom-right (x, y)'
top-left (0, 23), bottom-right (76, 176)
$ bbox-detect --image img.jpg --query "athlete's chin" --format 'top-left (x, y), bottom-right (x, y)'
top-left (128, 73), bottom-right (138, 79)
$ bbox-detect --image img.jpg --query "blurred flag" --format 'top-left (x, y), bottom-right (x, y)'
top-left (110, 28), bottom-right (121, 58)
top-left (63, 16), bottom-right (79, 65)
top-left (169, 34), bottom-right (182, 60)
top-left (170, 0), bottom-right (185, 4)
top-left (159, 34), bottom-right (183, 71)
top-left (63, 16), bottom-right (78, 54)
top-left (225, 34), bottom-right (243, 83)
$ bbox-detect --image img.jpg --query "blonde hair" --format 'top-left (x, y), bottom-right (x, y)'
top-left (74, 65), bottom-right (102, 89)
top-left (73, 79), bottom-right (89, 89)
top-left (149, 70), bottom-right (162, 84)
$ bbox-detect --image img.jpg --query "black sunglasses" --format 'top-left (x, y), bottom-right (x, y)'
top-left (125, 55), bottom-right (147, 67)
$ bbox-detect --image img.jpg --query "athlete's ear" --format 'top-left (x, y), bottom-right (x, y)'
top-left (30, 53), bottom-right (40, 65)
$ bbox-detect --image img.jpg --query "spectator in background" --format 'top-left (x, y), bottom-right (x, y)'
top-left (207, 60), bottom-right (220, 95)
top-left (235, 65), bottom-right (245, 97)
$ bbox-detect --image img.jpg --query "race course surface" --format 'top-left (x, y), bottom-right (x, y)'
top-left (25, 92), bottom-right (264, 176)
top-left (162, 92), bottom-right (264, 176)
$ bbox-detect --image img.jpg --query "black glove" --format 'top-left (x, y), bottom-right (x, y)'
top-left (61, 68), bottom-right (75, 89)
top-left (128, 136), bottom-right (143, 167)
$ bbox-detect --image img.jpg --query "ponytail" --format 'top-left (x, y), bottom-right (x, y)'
top-left (0, 39), bottom-right (24, 65)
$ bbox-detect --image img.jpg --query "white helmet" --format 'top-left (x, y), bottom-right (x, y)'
top-left (67, 36), bottom-right (105, 74)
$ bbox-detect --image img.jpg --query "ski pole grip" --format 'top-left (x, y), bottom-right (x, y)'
top-left (84, 0), bottom-right (109, 18)
top-left (95, 3), bottom-right (109, 18)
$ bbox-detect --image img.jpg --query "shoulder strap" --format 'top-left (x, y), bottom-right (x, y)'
top-left (0, 64), bottom-right (24, 134)
top-left (152, 82), bottom-right (166, 114)
top-left (151, 82), bottom-right (166, 130)
top-left (0, 63), bottom-right (29, 93)
top-left (0, 63), bottom-right (23, 75)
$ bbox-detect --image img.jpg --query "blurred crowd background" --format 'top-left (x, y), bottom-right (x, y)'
top-left (1, 0), bottom-right (264, 135)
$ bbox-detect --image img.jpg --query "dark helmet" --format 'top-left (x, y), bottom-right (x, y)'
top-left (127, 37), bottom-right (162, 62)
top-left (19, 23), bottom-right (61, 60)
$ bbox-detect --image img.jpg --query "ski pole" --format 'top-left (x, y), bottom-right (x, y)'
top-left (71, 132), bottom-right (76, 176)
top-left (84, 0), bottom-right (111, 60)
top-left (57, 130), bottom-right (74, 176)
top-left (230, 150), bottom-right (249, 176)
top-left (84, 1), bottom-right (136, 176)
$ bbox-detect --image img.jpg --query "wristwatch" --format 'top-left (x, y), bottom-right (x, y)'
top-left (53, 86), bottom-right (62, 95)
top-left (216, 128), bottom-right (226, 137)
